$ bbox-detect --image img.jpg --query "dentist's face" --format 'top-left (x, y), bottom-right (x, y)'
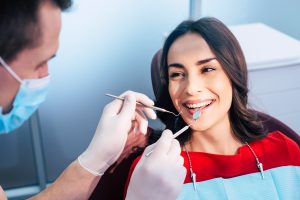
top-left (0, 1), bottom-right (61, 113)
top-left (167, 33), bottom-right (232, 132)
top-left (7, 1), bottom-right (61, 80)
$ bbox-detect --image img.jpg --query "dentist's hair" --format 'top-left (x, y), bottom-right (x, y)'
top-left (155, 17), bottom-right (266, 145)
top-left (0, 0), bottom-right (72, 63)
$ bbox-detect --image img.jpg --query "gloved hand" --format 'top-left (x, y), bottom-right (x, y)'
top-left (78, 91), bottom-right (157, 176)
top-left (109, 127), bottom-right (150, 173)
top-left (126, 130), bottom-right (186, 200)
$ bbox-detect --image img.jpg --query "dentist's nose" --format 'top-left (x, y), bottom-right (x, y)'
top-left (38, 62), bottom-right (49, 78)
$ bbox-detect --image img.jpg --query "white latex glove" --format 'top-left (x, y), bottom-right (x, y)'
top-left (126, 130), bottom-right (186, 200)
top-left (78, 91), bottom-right (157, 176)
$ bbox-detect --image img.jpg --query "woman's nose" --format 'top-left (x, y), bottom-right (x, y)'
top-left (184, 75), bottom-right (203, 95)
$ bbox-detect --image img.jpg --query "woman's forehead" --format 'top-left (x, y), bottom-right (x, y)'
top-left (167, 33), bottom-right (216, 64)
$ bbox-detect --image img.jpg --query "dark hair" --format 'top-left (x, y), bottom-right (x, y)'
top-left (155, 17), bottom-right (266, 145)
top-left (0, 0), bottom-right (72, 63)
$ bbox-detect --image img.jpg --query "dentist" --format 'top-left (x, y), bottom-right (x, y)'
top-left (0, 0), bottom-right (186, 199)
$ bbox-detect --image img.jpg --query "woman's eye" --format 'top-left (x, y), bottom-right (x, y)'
top-left (202, 67), bottom-right (215, 73)
top-left (169, 72), bottom-right (184, 78)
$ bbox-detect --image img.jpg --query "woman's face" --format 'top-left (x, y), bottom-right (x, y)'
top-left (167, 32), bottom-right (232, 132)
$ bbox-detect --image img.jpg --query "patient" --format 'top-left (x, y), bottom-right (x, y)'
top-left (125, 17), bottom-right (300, 199)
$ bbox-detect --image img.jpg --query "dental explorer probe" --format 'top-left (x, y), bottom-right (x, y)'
top-left (105, 93), bottom-right (181, 117)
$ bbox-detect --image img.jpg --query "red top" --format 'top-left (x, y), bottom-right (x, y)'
top-left (124, 131), bottom-right (300, 196)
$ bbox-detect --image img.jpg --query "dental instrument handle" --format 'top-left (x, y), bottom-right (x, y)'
top-left (148, 106), bottom-right (181, 117)
top-left (145, 125), bottom-right (190, 157)
top-left (105, 93), bottom-right (173, 114)
top-left (173, 125), bottom-right (190, 139)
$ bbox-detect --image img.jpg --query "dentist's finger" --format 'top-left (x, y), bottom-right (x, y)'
top-left (141, 142), bottom-right (157, 159)
top-left (151, 129), bottom-right (173, 157)
top-left (102, 99), bottom-right (124, 117)
top-left (137, 105), bottom-right (157, 120)
top-left (120, 91), bottom-right (154, 106)
top-left (177, 155), bottom-right (185, 166)
top-left (121, 91), bottom-right (157, 120)
top-left (118, 94), bottom-right (137, 121)
top-left (102, 93), bottom-right (136, 118)
top-left (134, 109), bottom-right (148, 135)
top-left (167, 139), bottom-right (181, 157)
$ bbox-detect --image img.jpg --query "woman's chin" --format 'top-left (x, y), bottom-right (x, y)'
top-left (189, 124), bottom-right (208, 132)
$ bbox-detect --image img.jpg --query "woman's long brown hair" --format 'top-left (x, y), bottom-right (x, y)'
top-left (154, 17), bottom-right (266, 145)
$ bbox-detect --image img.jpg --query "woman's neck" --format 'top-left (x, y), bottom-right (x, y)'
top-left (186, 116), bottom-right (243, 155)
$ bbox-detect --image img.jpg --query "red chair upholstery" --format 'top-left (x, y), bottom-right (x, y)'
top-left (89, 49), bottom-right (300, 199)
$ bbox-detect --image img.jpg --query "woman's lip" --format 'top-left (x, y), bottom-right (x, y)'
top-left (186, 108), bottom-right (199, 115)
top-left (182, 99), bottom-right (215, 116)
top-left (183, 99), bottom-right (214, 104)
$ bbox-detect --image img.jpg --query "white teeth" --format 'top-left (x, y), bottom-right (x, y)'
top-left (185, 100), bottom-right (212, 109)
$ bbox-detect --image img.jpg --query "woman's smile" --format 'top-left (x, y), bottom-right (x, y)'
top-left (181, 98), bottom-right (216, 116)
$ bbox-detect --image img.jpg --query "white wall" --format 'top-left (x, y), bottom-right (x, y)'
top-left (201, 0), bottom-right (300, 40)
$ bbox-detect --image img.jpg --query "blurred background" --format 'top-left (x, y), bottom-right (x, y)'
top-left (1, 0), bottom-right (299, 199)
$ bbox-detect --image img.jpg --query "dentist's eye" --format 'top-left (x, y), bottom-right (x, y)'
top-left (202, 67), bottom-right (215, 73)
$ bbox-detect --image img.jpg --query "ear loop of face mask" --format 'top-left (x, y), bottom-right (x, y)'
top-left (0, 57), bottom-right (23, 84)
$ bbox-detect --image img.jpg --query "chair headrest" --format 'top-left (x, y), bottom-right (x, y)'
top-left (150, 49), bottom-right (162, 99)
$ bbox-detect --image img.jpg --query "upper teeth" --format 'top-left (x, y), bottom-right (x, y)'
top-left (185, 100), bottom-right (212, 109)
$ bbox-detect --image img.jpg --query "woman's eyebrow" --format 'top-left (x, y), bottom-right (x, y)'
top-left (196, 57), bottom-right (216, 65)
top-left (168, 57), bottom-right (217, 68)
top-left (168, 63), bottom-right (184, 68)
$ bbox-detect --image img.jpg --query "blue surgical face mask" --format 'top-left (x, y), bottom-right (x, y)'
top-left (0, 57), bottom-right (50, 134)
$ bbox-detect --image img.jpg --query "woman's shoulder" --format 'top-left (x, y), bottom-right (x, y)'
top-left (253, 131), bottom-right (300, 166)
top-left (258, 130), bottom-right (299, 149)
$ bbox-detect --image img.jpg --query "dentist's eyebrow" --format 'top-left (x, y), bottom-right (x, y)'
top-left (36, 54), bottom-right (56, 68)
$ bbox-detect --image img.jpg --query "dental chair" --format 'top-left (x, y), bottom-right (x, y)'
top-left (89, 50), bottom-right (300, 200)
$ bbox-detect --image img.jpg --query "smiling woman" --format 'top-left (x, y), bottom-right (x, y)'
top-left (157, 18), bottom-right (267, 147)
top-left (125, 17), bottom-right (300, 200)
